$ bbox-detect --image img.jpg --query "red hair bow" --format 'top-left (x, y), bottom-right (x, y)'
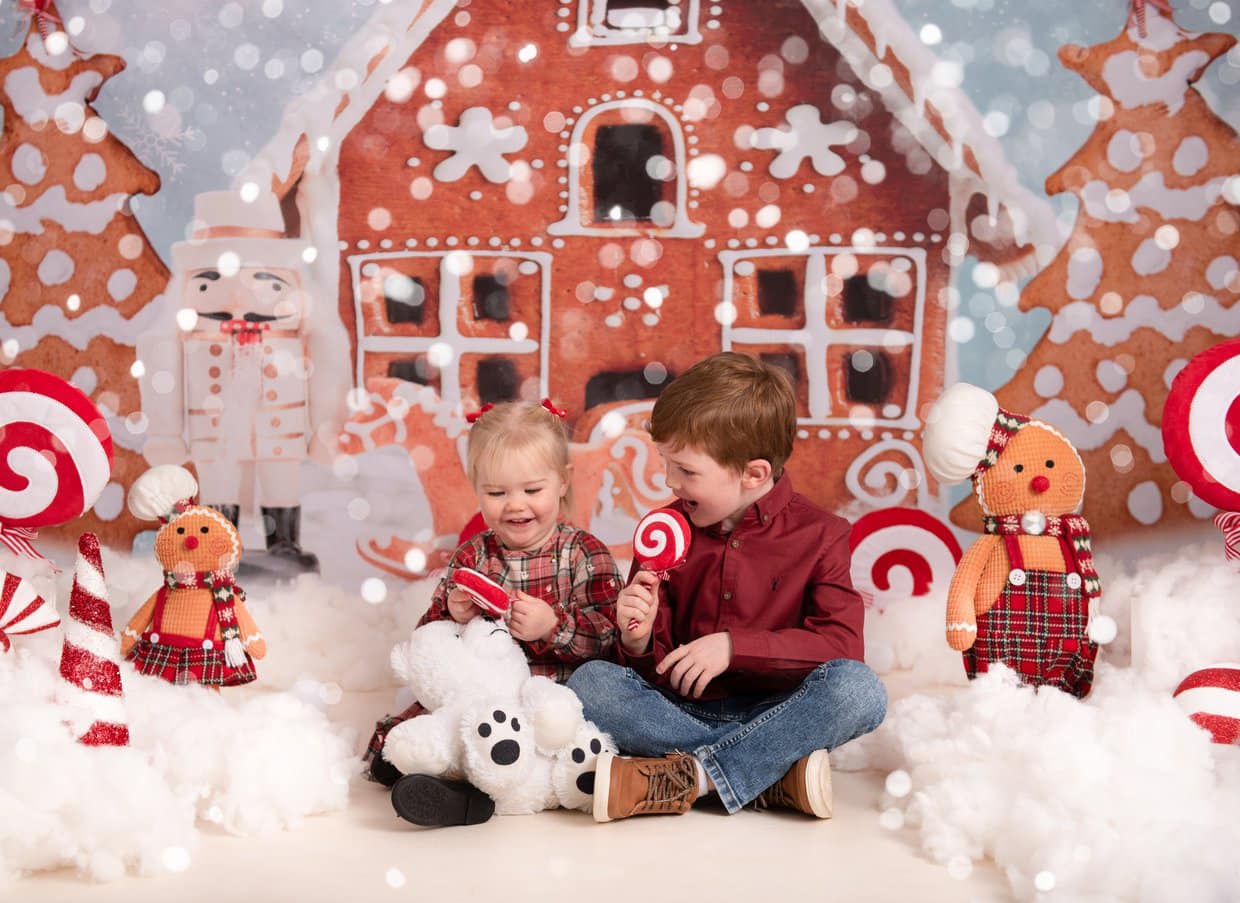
top-left (465, 403), bottom-right (494, 424)
top-left (541, 398), bottom-right (568, 419)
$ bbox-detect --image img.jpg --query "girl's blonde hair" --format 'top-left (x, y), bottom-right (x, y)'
top-left (466, 402), bottom-right (573, 513)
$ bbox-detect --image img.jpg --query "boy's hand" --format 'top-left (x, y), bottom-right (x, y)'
top-left (618, 570), bottom-right (660, 652)
top-left (445, 587), bottom-right (481, 624)
top-left (509, 590), bottom-right (559, 643)
top-left (657, 632), bottom-right (733, 699)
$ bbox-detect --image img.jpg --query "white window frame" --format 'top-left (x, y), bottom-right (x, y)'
top-left (548, 99), bottom-right (704, 238)
top-left (348, 250), bottom-right (551, 405)
top-left (718, 246), bottom-right (927, 429)
top-left (569, 0), bottom-right (702, 47)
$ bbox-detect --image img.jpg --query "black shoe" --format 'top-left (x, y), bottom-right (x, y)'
top-left (209, 503), bottom-right (240, 528)
top-left (391, 775), bottom-right (495, 828)
top-left (261, 506), bottom-right (320, 573)
top-left (369, 754), bottom-right (403, 788)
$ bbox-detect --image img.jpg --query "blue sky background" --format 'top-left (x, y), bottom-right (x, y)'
top-left (1, 0), bottom-right (1237, 392)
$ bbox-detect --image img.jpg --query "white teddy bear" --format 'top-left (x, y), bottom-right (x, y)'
top-left (381, 617), bottom-right (614, 815)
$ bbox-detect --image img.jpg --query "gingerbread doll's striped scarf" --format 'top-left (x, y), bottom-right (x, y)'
top-left (982, 514), bottom-right (1102, 603)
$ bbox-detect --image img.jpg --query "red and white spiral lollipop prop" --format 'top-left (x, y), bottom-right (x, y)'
top-left (628, 508), bottom-right (692, 631)
top-left (848, 508), bottom-right (962, 611)
top-left (1163, 338), bottom-right (1240, 556)
top-left (0, 369), bottom-right (113, 561)
top-left (453, 567), bottom-right (512, 617)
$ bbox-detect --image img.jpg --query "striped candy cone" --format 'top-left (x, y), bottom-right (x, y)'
top-left (57, 533), bottom-right (129, 746)
top-left (1216, 512), bottom-right (1240, 562)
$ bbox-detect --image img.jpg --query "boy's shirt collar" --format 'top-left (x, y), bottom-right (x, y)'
top-left (694, 472), bottom-right (794, 538)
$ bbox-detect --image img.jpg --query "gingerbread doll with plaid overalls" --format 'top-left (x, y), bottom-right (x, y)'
top-left (121, 465), bottom-right (266, 688)
top-left (923, 383), bottom-right (1102, 698)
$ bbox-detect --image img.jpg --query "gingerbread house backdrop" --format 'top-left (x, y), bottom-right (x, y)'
top-left (231, 0), bottom-right (1057, 563)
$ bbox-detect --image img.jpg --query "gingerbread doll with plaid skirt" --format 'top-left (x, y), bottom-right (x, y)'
top-left (121, 465), bottom-right (266, 687)
top-left (923, 384), bottom-right (1102, 698)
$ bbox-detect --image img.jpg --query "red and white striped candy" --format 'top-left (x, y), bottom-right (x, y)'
top-left (0, 567), bottom-right (60, 652)
top-left (1216, 512), bottom-right (1240, 562)
top-left (1162, 338), bottom-right (1240, 512)
top-left (453, 567), bottom-right (511, 616)
top-left (1173, 663), bottom-right (1240, 745)
top-left (0, 368), bottom-right (113, 529)
top-left (633, 508), bottom-right (691, 575)
top-left (848, 508), bottom-right (962, 611)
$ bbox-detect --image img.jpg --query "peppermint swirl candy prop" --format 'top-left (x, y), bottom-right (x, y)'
top-left (1217, 512), bottom-right (1240, 563)
top-left (629, 508), bottom-right (692, 630)
top-left (0, 369), bottom-right (113, 560)
top-left (848, 508), bottom-right (962, 611)
top-left (0, 567), bottom-right (59, 652)
top-left (1172, 663), bottom-right (1240, 745)
top-left (453, 567), bottom-right (512, 617)
top-left (1162, 339), bottom-right (1240, 537)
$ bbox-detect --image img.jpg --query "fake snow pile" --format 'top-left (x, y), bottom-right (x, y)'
top-left (841, 535), bottom-right (1240, 902)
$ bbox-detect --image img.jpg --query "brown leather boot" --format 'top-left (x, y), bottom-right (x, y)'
top-left (592, 751), bottom-right (699, 822)
top-left (752, 749), bottom-right (833, 819)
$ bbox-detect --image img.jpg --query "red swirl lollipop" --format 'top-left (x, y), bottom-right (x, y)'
top-left (628, 508), bottom-right (692, 630)
top-left (0, 369), bottom-right (113, 560)
top-left (452, 567), bottom-right (511, 617)
top-left (1162, 337), bottom-right (1240, 512)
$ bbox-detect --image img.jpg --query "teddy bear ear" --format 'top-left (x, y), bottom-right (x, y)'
top-left (128, 465), bottom-right (199, 521)
top-left (923, 383), bottom-right (999, 484)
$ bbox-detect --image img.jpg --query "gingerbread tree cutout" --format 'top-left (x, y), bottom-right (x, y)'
top-left (952, 5), bottom-right (1240, 537)
top-left (0, 6), bottom-right (170, 546)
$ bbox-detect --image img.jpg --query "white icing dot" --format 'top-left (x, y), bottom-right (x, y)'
top-left (94, 482), bottom-right (124, 520)
top-left (1106, 130), bottom-right (1143, 172)
top-left (0, 259), bottom-right (10, 300)
top-left (107, 268), bottom-right (137, 301)
top-left (1172, 136), bottom-right (1208, 176)
top-left (1127, 481), bottom-right (1163, 525)
top-left (70, 366), bottom-right (97, 395)
top-left (73, 153), bottom-right (107, 191)
top-left (1096, 360), bottom-right (1128, 393)
top-left (38, 250), bottom-right (74, 286)
top-left (1067, 247), bottom-right (1102, 300)
top-left (12, 143), bottom-right (47, 185)
top-left (1132, 238), bottom-right (1171, 276)
top-left (1034, 365), bottom-right (1064, 397)
top-left (1206, 255), bottom-right (1237, 291)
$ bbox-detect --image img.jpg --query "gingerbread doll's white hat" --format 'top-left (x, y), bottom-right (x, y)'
top-left (170, 189), bottom-right (310, 273)
top-left (923, 383), bottom-right (1031, 485)
top-left (127, 465), bottom-right (199, 524)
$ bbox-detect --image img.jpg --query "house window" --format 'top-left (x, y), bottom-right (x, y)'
top-left (845, 350), bottom-right (891, 404)
top-left (280, 177), bottom-right (302, 238)
top-left (843, 274), bottom-right (892, 323)
top-left (760, 352), bottom-right (801, 388)
top-left (584, 367), bottom-right (668, 410)
top-left (384, 275), bottom-right (427, 325)
top-left (757, 269), bottom-right (799, 317)
top-left (593, 124), bottom-right (664, 223)
top-left (387, 358), bottom-right (432, 385)
top-left (476, 358), bottom-right (520, 404)
top-left (472, 274), bottom-right (511, 322)
top-left (571, 0), bottom-right (701, 47)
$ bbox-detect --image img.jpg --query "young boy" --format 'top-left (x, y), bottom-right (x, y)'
top-left (567, 352), bottom-right (886, 822)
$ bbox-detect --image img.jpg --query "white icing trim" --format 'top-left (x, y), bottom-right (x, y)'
top-left (570, 0), bottom-right (702, 47)
top-left (945, 622), bottom-right (977, 633)
top-left (1031, 393), bottom-right (1165, 463)
top-left (2, 66), bottom-right (102, 127)
top-left (1047, 295), bottom-right (1240, 347)
top-left (845, 439), bottom-right (931, 509)
top-left (0, 290), bottom-right (165, 352)
top-left (1, 186), bottom-right (128, 236)
top-left (122, 627), bottom-right (142, 639)
top-left (243, 631), bottom-right (264, 646)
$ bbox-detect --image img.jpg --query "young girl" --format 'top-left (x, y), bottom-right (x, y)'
top-left (364, 399), bottom-right (621, 826)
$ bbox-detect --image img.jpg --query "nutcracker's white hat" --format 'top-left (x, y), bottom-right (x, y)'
top-left (171, 189), bottom-right (311, 273)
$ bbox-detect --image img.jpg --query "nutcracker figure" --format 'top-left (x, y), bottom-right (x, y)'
top-left (139, 189), bottom-right (350, 575)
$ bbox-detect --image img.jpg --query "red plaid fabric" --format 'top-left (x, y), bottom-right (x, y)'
top-left (362, 524), bottom-right (620, 777)
top-left (963, 533), bottom-right (1097, 698)
top-left (421, 523), bottom-right (620, 681)
top-left (128, 641), bottom-right (256, 686)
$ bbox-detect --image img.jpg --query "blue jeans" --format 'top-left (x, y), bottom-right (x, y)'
top-left (566, 658), bottom-right (887, 814)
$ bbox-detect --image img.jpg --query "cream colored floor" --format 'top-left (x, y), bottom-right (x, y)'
top-left (16, 681), bottom-right (1011, 903)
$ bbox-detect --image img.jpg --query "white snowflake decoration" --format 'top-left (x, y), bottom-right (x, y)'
top-left (424, 106), bottom-right (528, 183)
top-left (750, 104), bottom-right (858, 179)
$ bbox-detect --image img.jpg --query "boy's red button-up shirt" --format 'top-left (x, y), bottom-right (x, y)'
top-left (618, 475), bottom-right (865, 700)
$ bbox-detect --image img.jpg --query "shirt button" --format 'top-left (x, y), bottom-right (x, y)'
top-left (722, 591), bottom-right (733, 600)
top-left (202, 639), bottom-right (214, 650)
top-left (730, 539), bottom-right (740, 549)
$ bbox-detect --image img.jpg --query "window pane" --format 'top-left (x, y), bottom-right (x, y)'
top-left (843, 274), bottom-right (893, 323)
top-left (477, 358), bottom-right (520, 404)
top-left (757, 269), bottom-right (799, 317)
top-left (384, 275), bottom-right (427, 325)
top-left (584, 367), bottom-right (668, 410)
top-left (472, 274), bottom-right (511, 322)
top-left (593, 124), bottom-right (663, 222)
top-left (844, 349), bottom-right (890, 404)
top-left (388, 358), bottom-right (432, 384)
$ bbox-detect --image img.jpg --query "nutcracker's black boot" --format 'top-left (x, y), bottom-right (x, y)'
top-left (261, 505), bottom-right (320, 574)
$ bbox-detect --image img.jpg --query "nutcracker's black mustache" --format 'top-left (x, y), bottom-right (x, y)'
top-left (197, 311), bottom-right (284, 322)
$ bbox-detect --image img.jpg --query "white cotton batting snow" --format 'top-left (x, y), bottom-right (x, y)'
top-left (838, 531), bottom-right (1240, 902)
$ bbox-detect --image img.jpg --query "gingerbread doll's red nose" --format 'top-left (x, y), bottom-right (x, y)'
top-left (1030, 475), bottom-right (1050, 493)
top-left (184, 536), bottom-right (199, 550)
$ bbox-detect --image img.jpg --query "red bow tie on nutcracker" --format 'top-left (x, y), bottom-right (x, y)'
top-left (221, 319), bottom-right (271, 346)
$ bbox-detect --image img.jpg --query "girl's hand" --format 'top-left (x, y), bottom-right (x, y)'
top-left (508, 590), bottom-right (559, 643)
top-left (446, 587), bottom-right (480, 624)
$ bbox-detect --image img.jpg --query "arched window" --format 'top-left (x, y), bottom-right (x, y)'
top-left (549, 99), bottom-right (703, 238)
top-left (570, 0), bottom-right (702, 47)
